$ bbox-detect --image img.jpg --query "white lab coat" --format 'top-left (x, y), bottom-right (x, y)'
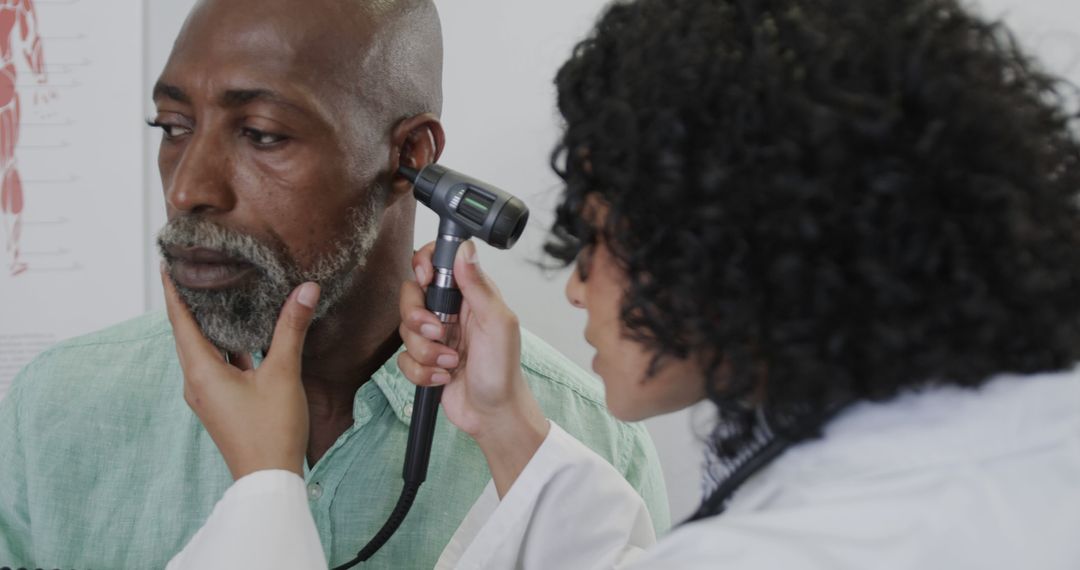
top-left (171, 366), bottom-right (1080, 569)
top-left (166, 469), bottom-right (328, 570)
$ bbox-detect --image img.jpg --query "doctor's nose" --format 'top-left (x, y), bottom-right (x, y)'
top-left (565, 266), bottom-right (586, 309)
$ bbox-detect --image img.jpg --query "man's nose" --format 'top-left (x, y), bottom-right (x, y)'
top-left (164, 132), bottom-right (236, 214)
top-left (565, 267), bottom-right (586, 309)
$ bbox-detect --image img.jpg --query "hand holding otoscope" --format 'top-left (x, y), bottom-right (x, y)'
top-left (332, 164), bottom-right (537, 569)
top-left (395, 163), bottom-right (531, 489)
top-left (397, 163), bottom-right (550, 494)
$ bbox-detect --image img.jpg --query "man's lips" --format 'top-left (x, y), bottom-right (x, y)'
top-left (164, 246), bottom-right (257, 290)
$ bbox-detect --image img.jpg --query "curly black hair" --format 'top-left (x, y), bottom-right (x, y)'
top-left (546, 0), bottom-right (1080, 508)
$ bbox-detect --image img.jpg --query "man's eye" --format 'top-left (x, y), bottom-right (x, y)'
top-left (147, 120), bottom-right (191, 140)
top-left (242, 128), bottom-right (288, 147)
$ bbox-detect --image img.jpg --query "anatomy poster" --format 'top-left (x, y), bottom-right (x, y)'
top-left (0, 0), bottom-right (144, 399)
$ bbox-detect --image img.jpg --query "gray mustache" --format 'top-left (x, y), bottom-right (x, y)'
top-left (157, 218), bottom-right (278, 272)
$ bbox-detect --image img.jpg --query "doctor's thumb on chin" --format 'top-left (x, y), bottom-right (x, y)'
top-left (164, 270), bottom-right (320, 481)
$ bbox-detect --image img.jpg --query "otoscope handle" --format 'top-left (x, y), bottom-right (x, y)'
top-left (403, 234), bottom-right (464, 485)
top-left (425, 286), bottom-right (462, 316)
top-left (432, 236), bottom-right (464, 269)
top-left (404, 384), bottom-right (444, 483)
top-left (427, 229), bottom-right (466, 317)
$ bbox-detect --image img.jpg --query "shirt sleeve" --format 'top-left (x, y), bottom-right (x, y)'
top-left (166, 470), bottom-right (328, 570)
top-left (613, 420), bottom-right (672, 534)
top-left (437, 421), bottom-right (656, 570)
top-left (0, 376), bottom-right (32, 565)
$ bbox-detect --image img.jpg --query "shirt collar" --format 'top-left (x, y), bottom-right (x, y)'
top-left (255, 344), bottom-right (416, 426)
top-left (368, 344), bottom-right (416, 425)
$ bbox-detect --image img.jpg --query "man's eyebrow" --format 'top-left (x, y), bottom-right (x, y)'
top-left (220, 88), bottom-right (309, 115)
top-left (152, 82), bottom-right (190, 104)
top-left (152, 83), bottom-right (319, 120)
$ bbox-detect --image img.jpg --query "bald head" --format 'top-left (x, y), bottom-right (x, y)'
top-left (172, 0), bottom-right (442, 131)
top-left (355, 0), bottom-right (444, 119)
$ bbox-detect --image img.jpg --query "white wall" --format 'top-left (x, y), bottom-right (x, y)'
top-left (142, 0), bottom-right (1080, 523)
top-left (977, 0), bottom-right (1080, 82)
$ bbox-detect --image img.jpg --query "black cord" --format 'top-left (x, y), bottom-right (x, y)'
top-left (685, 435), bottom-right (792, 522)
top-left (332, 385), bottom-right (439, 567)
top-left (686, 399), bottom-right (854, 522)
top-left (330, 481), bottom-right (422, 570)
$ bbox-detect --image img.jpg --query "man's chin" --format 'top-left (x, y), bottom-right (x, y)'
top-left (193, 314), bottom-right (273, 355)
top-left (177, 287), bottom-right (279, 355)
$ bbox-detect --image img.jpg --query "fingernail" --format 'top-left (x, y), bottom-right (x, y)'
top-left (297, 283), bottom-right (320, 309)
top-left (414, 265), bottom-right (427, 284)
top-left (420, 323), bottom-right (442, 340)
top-left (436, 354), bottom-right (458, 368)
top-left (465, 241), bottom-right (479, 264)
top-left (432, 372), bottom-right (451, 385)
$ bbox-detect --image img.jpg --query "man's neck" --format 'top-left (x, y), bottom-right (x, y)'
top-left (298, 265), bottom-right (407, 463)
top-left (298, 191), bottom-right (417, 465)
top-left (302, 321), bottom-right (402, 415)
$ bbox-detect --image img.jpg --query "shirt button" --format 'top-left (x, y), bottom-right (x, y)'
top-left (307, 482), bottom-right (323, 501)
top-left (403, 403), bottom-right (414, 418)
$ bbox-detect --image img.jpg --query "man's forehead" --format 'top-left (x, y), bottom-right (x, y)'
top-left (154, 56), bottom-right (343, 127)
top-left (184, 0), bottom-right (377, 41)
top-left (157, 0), bottom-right (380, 110)
top-left (158, 0), bottom-right (442, 126)
top-left (166, 0), bottom-right (376, 91)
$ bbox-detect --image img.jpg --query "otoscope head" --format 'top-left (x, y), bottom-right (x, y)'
top-left (398, 164), bottom-right (529, 249)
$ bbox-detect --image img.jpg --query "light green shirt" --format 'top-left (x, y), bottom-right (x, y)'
top-left (0, 312), bottom-right (669, 569)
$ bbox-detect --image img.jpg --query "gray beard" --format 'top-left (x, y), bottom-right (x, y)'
top-left (157, 202), bottom-right (380, 354)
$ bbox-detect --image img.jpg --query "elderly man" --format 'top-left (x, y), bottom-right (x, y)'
top-left (0, 1), bottom-right (669, 568)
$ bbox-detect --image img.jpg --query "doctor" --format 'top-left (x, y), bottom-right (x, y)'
top-left (167, 0), bottom-right (1080, 567)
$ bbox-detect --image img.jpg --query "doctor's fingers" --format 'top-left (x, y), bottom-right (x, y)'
top-left (262, 282), bottom-right (320, 378)
top-left (397, 350), bottom-right (453, 387)
top-left (411, 241), bottom-right (437, 287)
top-left (400, 279), bottom-right (447, 340)
top-left (398, 319), bottom-right (460, 369)
top-left (161, 268), bottom-right (230, 382)
top-left (453, 242), bottom-right (518, 333)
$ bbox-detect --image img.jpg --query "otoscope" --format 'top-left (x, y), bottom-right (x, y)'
top-left (332, 164), bottom-right (529, 569)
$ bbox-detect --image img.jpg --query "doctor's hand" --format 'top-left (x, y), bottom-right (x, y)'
top-left (162, 270), bottom-right (319, 481)
top-left (399, 241), bottom-right (550, 496)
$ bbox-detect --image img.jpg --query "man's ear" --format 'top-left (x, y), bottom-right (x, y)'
top-left (389, 113), bottom-right (445, 200)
